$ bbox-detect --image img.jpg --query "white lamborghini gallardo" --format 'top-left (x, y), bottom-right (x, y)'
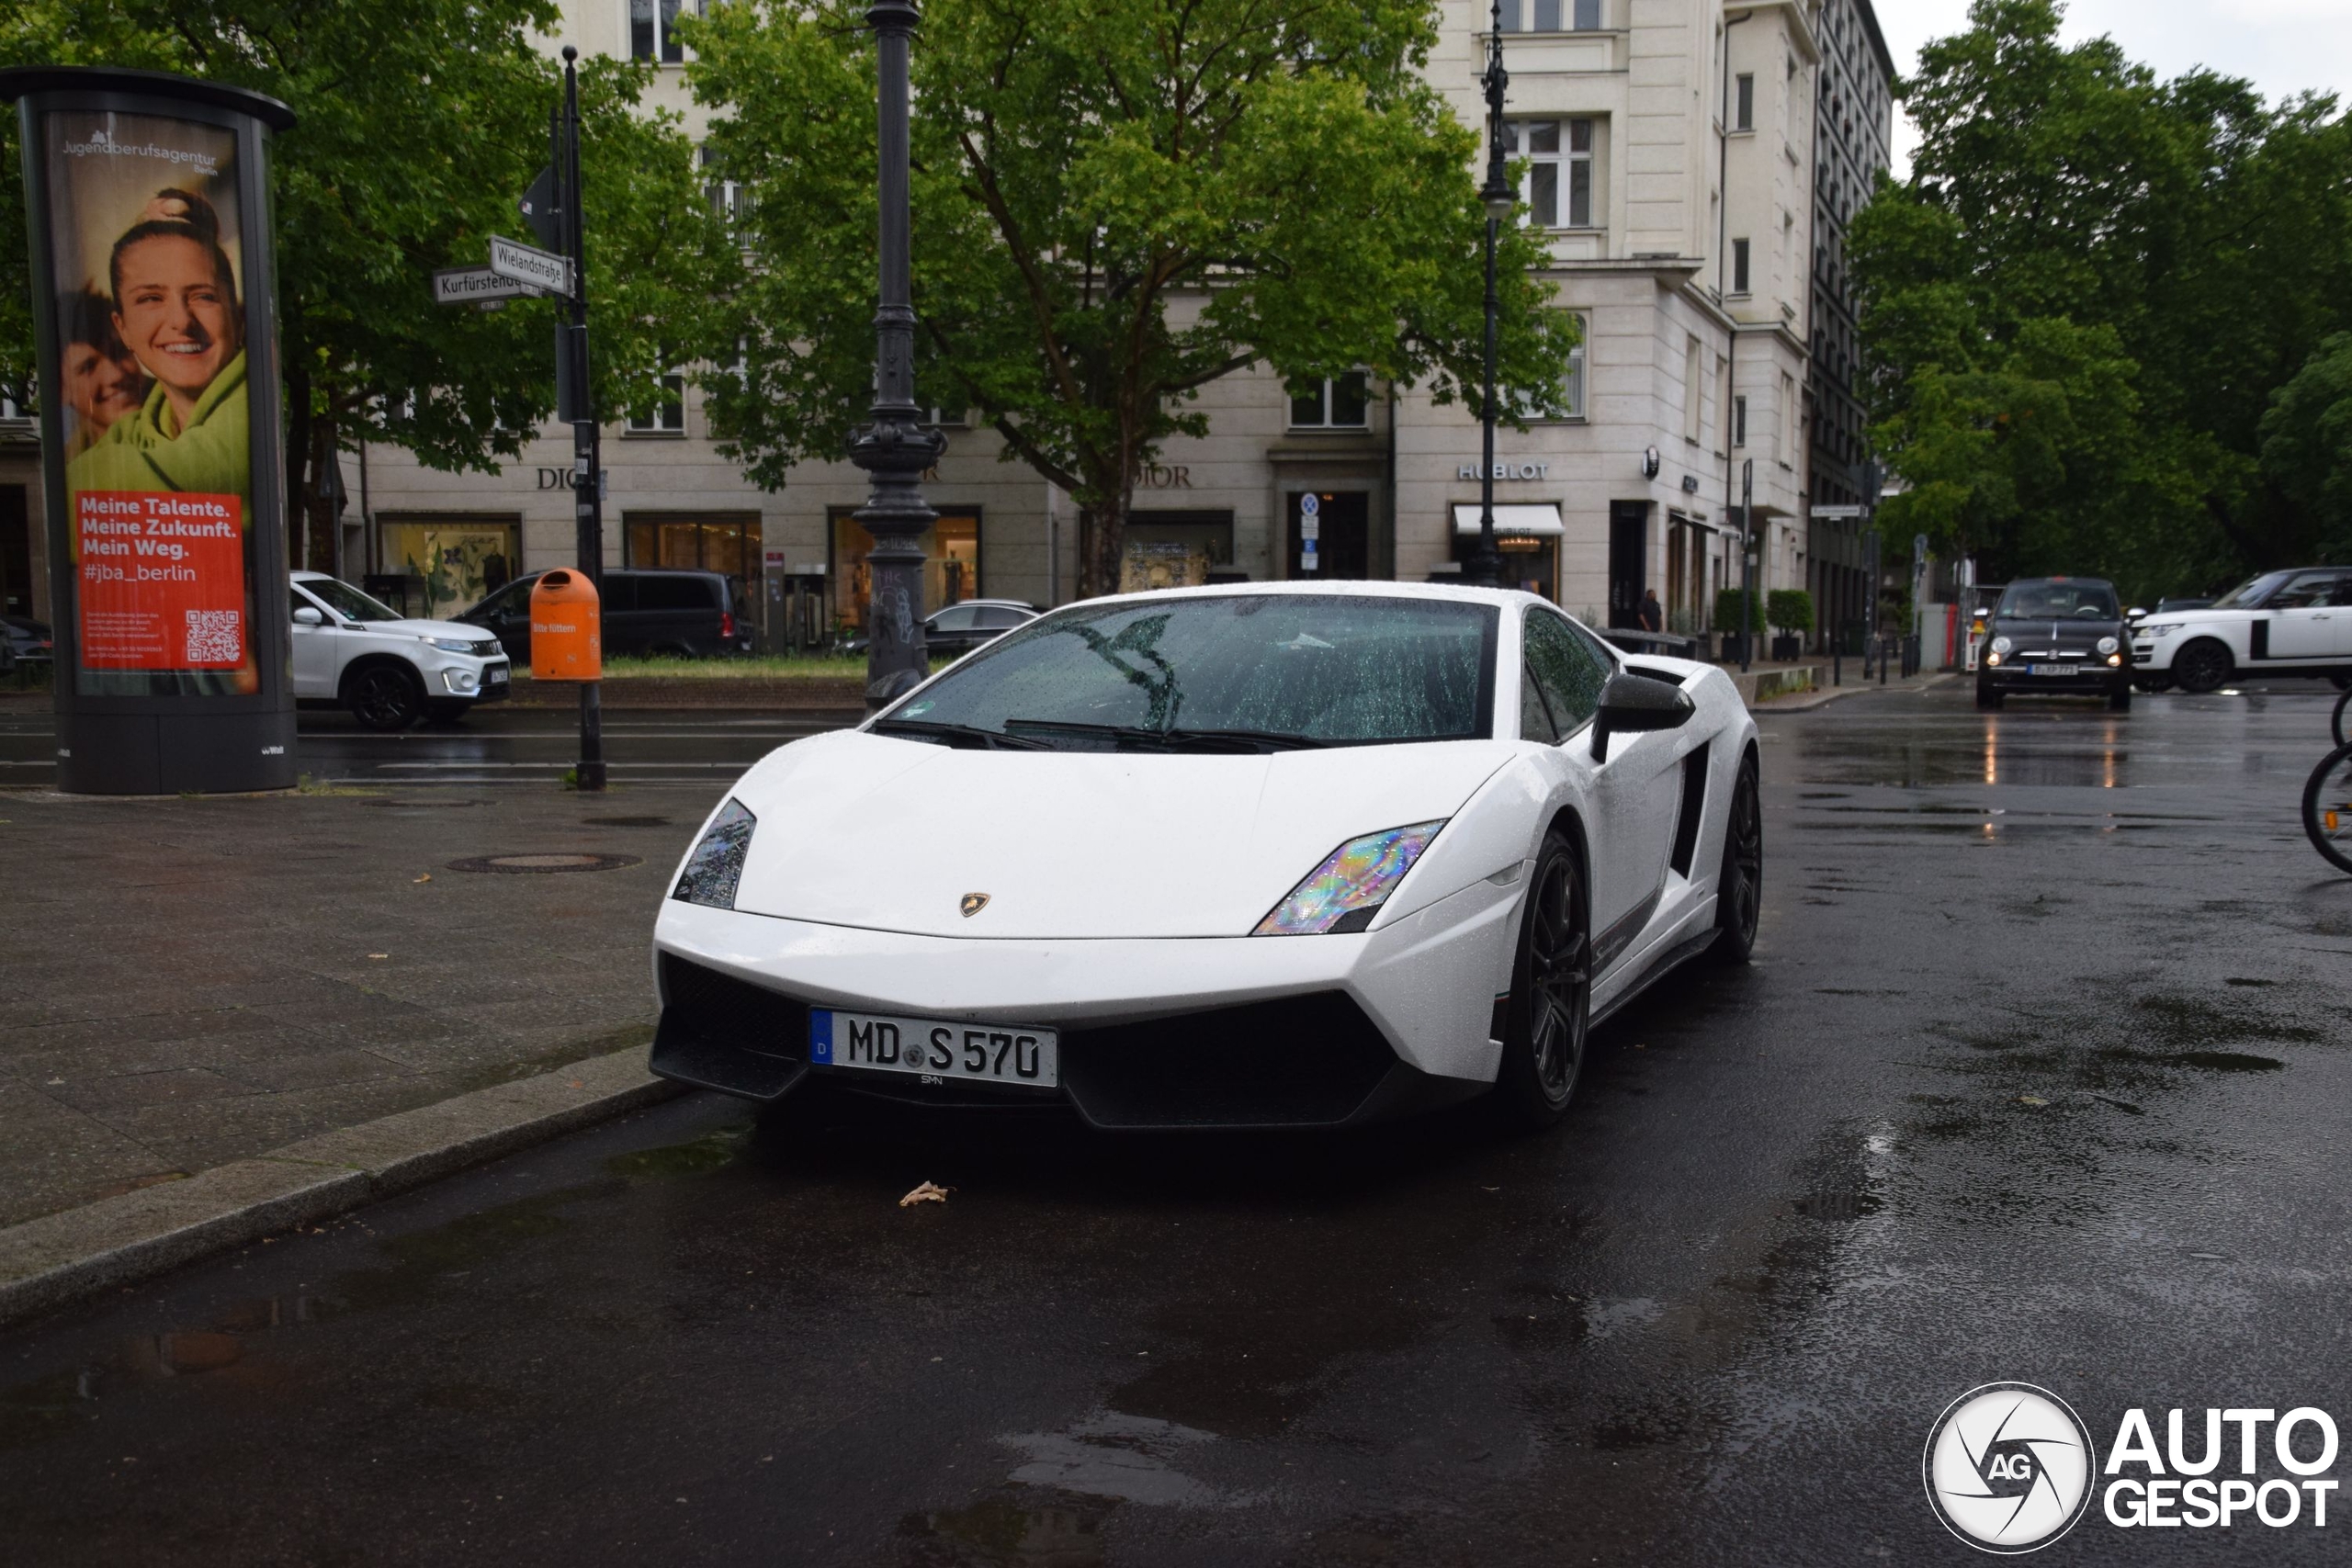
top-left (650, 583), bottom-right (1761, 1130)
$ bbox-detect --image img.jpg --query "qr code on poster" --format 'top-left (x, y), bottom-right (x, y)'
top-left (185, 608), bottom-right (243, 663)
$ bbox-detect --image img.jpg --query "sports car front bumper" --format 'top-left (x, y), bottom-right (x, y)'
top-left (650, 882), bottom-right (1521, 1129)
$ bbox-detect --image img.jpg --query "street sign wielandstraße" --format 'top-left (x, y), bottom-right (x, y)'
top-left (489, 234), bottom-right (573, 298)
top-left (433, 266), bottom-right (537, 307)
top-left (1811, 503), bottom-right (1866, 520)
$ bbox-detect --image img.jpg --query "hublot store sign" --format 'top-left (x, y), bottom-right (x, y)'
top-left (1458, 461), bottom-right (1553, 480)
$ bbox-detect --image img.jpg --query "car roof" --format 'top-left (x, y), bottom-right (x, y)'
top-left (2001, 576), bottom-right (2116, 589)
top-left (937, 598), bottom-right (1035, 612)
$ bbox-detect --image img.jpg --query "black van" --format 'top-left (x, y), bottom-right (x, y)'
top-left (457, 570), bottom-right (753, 661)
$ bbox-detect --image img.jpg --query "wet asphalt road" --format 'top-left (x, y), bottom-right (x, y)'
top-left (5, 682), bottom-right (2352, 1566)
top-left (0, 704), bottom-right (845, 788)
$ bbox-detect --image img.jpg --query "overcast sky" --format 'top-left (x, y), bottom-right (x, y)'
top-left (1880, 0), bottom-right (2352, 174)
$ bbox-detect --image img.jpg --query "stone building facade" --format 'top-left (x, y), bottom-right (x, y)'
top-left (1803, 0), bottom-right (1894, 649)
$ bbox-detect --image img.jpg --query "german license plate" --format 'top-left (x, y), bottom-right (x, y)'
top-left (810, 1009), bottom-right (1058, 1088)
top-left (484, 666), bottom-right (510, 691)
top-left (2029, 663), bottom-right (2079, 676)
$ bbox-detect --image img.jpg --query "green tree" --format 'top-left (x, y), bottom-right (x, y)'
top-left (685, 0), bottom-right (1578, 596)
top-left (0, 0), bottom-right (731, 569)
top-left (1849, 0), bottom-right (2352, 602)
top-left (2260, 334), bottom-right (2352, 565)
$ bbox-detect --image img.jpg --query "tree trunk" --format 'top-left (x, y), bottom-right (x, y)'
top-left (283, 361), bottom-right (311, 572)
top-left (304, 410), bottom-right (339, 577)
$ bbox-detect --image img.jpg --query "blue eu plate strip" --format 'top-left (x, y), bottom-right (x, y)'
top-left (809, 1010), bottom-right (833, 1065)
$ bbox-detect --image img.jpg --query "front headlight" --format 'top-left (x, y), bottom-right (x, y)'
top-left (1990, 636), bottom-right (2013, 655)
top-left (673, 799), bottom-right (756, 909)
top-left (2097, 636), bottom-right (2119, 655)
top-left (1253, 820), bottom-right (1444, 935)
top-left (425, 636), bottom-right (485, 654)
top-left (2146, 623), bottom-right (2180, 639)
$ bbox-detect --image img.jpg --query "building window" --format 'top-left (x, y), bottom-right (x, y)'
top-left (628, 373), bottom-right (686, 434)
top-left (1781, 373), bottom-right (1798, 465)
top-left (630, 0), bottom-right (690, 64)
top-left (1734, 394), bottom-right (1748, 447)
top-left (1683, 337), bottom-right (1703, 444)
top-left (1732, 238), bottom-right (1750, 294)
top-left (1289, 371), bottom-right (1370, 430)
top-left (1506, 119), bottom-right (1593, 229)
top-left (1498, 0), bottom-right (1602, 30)
top-left (700, 147), bottom-right (743, 225)
top-left (1560, 315), bottom-right (1588, 419)
top-left (1735, 73), bottom-right (1755, 131)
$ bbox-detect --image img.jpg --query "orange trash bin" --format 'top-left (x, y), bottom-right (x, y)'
top-left (530, 570), bottom-right (603, 682)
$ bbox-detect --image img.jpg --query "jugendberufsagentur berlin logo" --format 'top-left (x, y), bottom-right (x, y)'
top-left (1925, 1382), bottom-right (2098, 1553)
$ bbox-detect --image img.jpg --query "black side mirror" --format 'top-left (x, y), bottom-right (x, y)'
top-left (1591, 672), bottom-right (1695, 762)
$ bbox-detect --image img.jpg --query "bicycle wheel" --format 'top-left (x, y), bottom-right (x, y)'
top-left (2306, 742), bottom-right (2352, 876)
top-left (2335, 685), bottom-right (2351, 748)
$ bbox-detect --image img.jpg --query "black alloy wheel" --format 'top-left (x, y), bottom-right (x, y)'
top-left (349, 665), bottom-right (424, 732)
top-left (1974, 682), bottom-right (2004, 710)
top-left (1496, 832), bottom-right (1591, 1130)
top-left (2334, 686), bottom-right (2351, 749)
top-left (2107, 682), bottom-right (2133, 713)
top-left (1709, 754), bottom-right (1764, 965)
top-left (2172, 638), bottom-right (2234, 694)
top-left (2304, 742), bottom-right (2352, 877)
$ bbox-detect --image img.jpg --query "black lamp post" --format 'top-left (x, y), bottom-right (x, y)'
top-left (852, 0), bottom-right (944, 709)
top-left (1466, 0), bottom-right (1517, 589)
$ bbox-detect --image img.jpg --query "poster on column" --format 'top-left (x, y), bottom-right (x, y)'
top-left (44, 108), bottom-right (254, 690)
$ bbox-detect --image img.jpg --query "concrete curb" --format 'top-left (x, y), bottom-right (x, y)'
top-left (0, 1044), bottom-right (684, 1330)
top-left (1755, 671), bottom-right (1956, 712)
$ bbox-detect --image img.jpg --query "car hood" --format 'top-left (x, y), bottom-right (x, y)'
top-left (1991, 615), bottom-right (2125, 645)
top-left (719, 729), bottom-right (1519, 939)
top-left (364, 618), bottom-right (503, 649)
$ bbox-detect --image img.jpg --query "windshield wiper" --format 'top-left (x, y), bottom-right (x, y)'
top-left (868, 718), bottom-right (1049, 750)
top-left (1001, 718), bottom-right (1329, 752)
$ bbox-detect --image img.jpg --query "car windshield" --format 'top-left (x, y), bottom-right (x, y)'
top-left (1996, 581), bottom-right (2120, 620)
top-left (881, 594), bottom-right (1498, 749)
top-left (2209, 571), bottom-right (2292, 610)
top-left (300, 578), bottom-right (403, 623)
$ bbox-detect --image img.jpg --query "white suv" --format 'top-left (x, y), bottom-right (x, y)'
top-left (289, 571), bottom-right (511, 730)
top-left (2131, 567), bottom-right (2352, 694)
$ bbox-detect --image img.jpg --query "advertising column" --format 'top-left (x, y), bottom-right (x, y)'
top-left (2, 67), bottom-right (296, 793)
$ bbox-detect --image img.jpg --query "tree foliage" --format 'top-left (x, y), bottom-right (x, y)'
top-left (0, 0), bottom-right (730, 567)
top-left (686, 0), bottom-right (1578, 594)
top-left (1849, 0), bottom-right (2352, 601)
top-left (2261, 333), bottom-right (2352, 566)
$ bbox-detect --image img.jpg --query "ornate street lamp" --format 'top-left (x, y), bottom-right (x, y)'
top-left (1466, 0), bottom-right (1517, 590)
top-left (852, 0), bottom-right (945, 709)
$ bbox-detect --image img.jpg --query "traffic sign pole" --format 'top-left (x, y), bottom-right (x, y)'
top-left (557, 49), bottom-right (604, 791)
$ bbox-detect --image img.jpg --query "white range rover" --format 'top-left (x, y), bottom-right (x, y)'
top-left (289, 571), bottom-right (512, 729)
top-left (2132, 568), bottom-right (2352, 694)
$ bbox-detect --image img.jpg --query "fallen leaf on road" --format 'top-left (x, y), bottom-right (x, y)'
top-left (46, 1077), bottom-right (63, 1086)
top-left (899, 1180), bottom-right (953, 1207)
top-left (413, 874), bottom-right (432, 884)
top-left (367, 953), bottom-right (389, 961)
top-left (2018, 1094), bottom-right (2049, 1107)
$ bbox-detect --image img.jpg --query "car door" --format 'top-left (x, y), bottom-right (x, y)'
top-left (2262, 571), bottom-right (2341, 661)
top-left (1522, 612), bottom-right (1685, 968)
top-left (458, 578), bottom-right (537, 663)
top-left (288, 585), bottom-right (338, 697)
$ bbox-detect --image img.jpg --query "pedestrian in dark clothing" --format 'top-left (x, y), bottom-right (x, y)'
top-left (1638, 588), bottom-right (1665, 634)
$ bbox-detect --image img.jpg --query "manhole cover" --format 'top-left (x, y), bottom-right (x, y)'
top-left (447, 852), bottom-right (643, 875)
top-left (582, 815), bottom-right (673, 828)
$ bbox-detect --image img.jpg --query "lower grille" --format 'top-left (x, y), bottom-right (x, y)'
top-left (1060, 991), bottom-right (1399, 1130)
top-left (650, 953), bottom-right (809, 1100)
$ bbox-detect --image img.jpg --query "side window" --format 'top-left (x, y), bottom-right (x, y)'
top-left (975, 606), bottom-right (1028, 630)
top-left (2270, 572), bottom-right (2336, 610)
top-left (929, 605), bottom-right (980, 633)
top-left (634, 575), bottom-right (707, 612)
top-left (290, 587), bottom-right (316, 622)
top-left (1520, 661), bottom-right (1558, 743)
top-left (1524, 612), bottom-right (1610, 736)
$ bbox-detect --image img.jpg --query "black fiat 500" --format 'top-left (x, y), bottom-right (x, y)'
top-left (1976, 577), bottom-right (2133, 711)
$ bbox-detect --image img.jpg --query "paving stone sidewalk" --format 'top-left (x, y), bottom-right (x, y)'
top-left (0, 783), bottom-right (713, 1230)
